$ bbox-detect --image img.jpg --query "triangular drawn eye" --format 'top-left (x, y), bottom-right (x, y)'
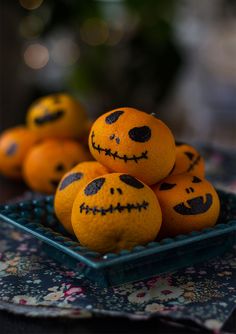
top-left (105, 110), bottom-right (124, 124)
top-left (159, 182), bottom-right (176, 191)
top-left (119, 174), bottom-right (144, 189)
top-left (84, 177), bottom-right (106, 195)
top-left (175, 141), bottom-right (185, 146)
top-left (184, 152), bottom-right (194, 160)
top-left (192, 176), bottom-right (202, 183)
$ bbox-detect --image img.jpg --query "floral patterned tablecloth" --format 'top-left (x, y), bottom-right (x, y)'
top-left (0, 144), bottom-right (235, 332)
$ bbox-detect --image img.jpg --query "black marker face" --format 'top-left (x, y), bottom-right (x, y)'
top-left (175, 141), bottom-right (185, 146)
top-left (174, 193), bottom-right (213, 215)
top-left (50, 179), bottom-right (60, 188)
top-left (192, 176), bottom-right (202, 183)
top-left (84, 177), bottom-right (106, 196)
top-left (185, 151), bottom-right (195, 161)
top-left (34, 110), bottom-right (65, 126)
top-left (128, 126), bottom-right (151, 143)
top-left (159, 182), bottom-right (176, 191)
top-left (6, 143), bottom-right (18, 156)
top-left (105, 110), bottom-right (124, 124)
top-left (59, 172), bottom-right (83, 190)
top-left (119, 174), bottom-right (144, 189)
top-left (55, 163), bottom-right (65, 172)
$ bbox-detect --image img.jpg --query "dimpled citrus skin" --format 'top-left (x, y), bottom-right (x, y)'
top-left (27, 93), bottom-right (88, 139)
top-left (72, 173), bottom-right (162, 254)
top-left (23, 139), bottom-right (90, 194)
top-left (0, 126), bottom-right (39, 179)
top-left (152, 174), bottom-right (220, 238)
top-left (54, 161), bottom-right (109, 235)
top-left (89, 107), bottom-right (176, 185)
top-left (170, 143), bottom-right (205, 177)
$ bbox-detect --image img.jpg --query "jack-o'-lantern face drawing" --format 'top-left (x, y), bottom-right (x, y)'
top-left (89, 107), bottom-right (176, 185)
top-left (152, 174), bottom-right (220, 238)
top-left (170, 142), bottom-right (205, 177)
top-left (54, 161), bottom-right (109, 235)
top-left (0, 126), bottom-right (39, 179)
top-left (72, 173), bottom-right (162, 253)
top-left (27, 94), bottom-right (88, 139)
top-left (23, 139), bottom-right (90, 194)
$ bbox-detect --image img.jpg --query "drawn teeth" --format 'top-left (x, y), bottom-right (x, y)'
top-left (79, 201), bottom-right (149, 215)
top-left (91, 134), bottom-right (148, 162)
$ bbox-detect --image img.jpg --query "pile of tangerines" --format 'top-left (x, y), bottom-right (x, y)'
top-left (0, 94), bottom-right (220, 254)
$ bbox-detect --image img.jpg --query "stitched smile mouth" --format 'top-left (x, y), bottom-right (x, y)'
top-left (187, 155), bottom-right (201, 172)
top-left (91, 132), bottom-right (148, 163)
top-left (34, 110), bottom-right (65, 126)
top-left (174, 193), bottom-right (213, 215)
top-left (80, 200), bottom-right (149, 216)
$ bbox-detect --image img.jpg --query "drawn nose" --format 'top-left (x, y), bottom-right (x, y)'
top-left (109, 134), bottom-right (120, 144)
top-left (185, 187), bottom-right (194, 194)
top-left (110, 188), bottom-right (123, 195)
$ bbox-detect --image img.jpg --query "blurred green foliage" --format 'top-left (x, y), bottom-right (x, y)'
top-left (25, 0), bottom-right (182, 116)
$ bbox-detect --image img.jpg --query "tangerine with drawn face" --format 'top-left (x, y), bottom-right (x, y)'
top-left (0, 126), bottom-right (39, 179)
top-left (152, 174), bottom-right (220, 238)
top-left (27, 93), bottom-right (88, 139)
top-left (170, 142), bottom-right (205, 177)
top-left (54, 161), bottom-right (109, 235)
top-left (72, 173), bottom-right (162, 253)
top-left (23, 139), bottom-right (90, 194)
top-left (89, 107), bottom-right (176, 185)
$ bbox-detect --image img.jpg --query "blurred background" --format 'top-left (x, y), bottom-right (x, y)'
top-left (0, 0), bottom-right (236, 148)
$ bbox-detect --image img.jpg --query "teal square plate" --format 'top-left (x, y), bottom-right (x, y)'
top-left (0, 190), bottom-right (236, 287)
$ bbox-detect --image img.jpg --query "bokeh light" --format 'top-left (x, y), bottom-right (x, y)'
top-left (23, 43), bottom-right (49, 69)
top-left (19, 15), bottom-right (44, 39)
top-left (80, 18), bottom-right (109, 46)
top-left (51, 38), bottom-right (80, 66)
top-left (106, 26), bottom-right (124, 46)
top-left (19, 0), bottom-right (44, 10)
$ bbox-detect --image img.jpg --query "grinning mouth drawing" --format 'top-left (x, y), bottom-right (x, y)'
top-left (80, 200), bottom-right (149, 216)
top-left (174, 193), bottom-right (213, 215)
top-left (187, 155), bottom-right (201, 172)
top-left (91, 132), bottom-right (148, 163)
top-left (34, 110), bottom-right (65, 126)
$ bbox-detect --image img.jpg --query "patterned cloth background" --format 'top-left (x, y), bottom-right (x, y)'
top-left (0, 144), bottom-right (235, 332)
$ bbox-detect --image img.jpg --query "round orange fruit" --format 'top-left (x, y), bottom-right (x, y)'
top-left (170, 142), bottom-right (205, 177)
top-left (72, 173), bottom-right (162, 253)
top-left (0, 126), bottom-right (39, 179)
top-left (26, 93), bottom-right (88, 139)
top-left (54, 161), bottom-right (109, 235)
top-left (23, 139), bottom-right (90, 194)
top-left (88, 107), bottom-right (176, 185)
top-left (152, 174), bottom-right (220, 238)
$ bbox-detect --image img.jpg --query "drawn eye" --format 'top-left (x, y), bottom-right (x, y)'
top-left (184, 151), bottom-right (195, 161)
top-left (119, 174), bottom-right (144, 189)
top-left (59, 172), bottom-right (83, 191)
top-left (105, 110), bottom-right (124, 124)
top-left (159, 183), bottom-right (176, 191)
top-left (55, 163), bottom-right (65, 172)
top-left (128, 126), bottom-right (151, 142)
top-left (6, 143), bottom-right (18, 156)
top-left (192, 176), bottom-right (202, 183)
top-left (84, 177), bottom-right (106, 196)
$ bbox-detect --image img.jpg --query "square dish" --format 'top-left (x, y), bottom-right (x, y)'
top-left (0, 190), bottom-right (235, 287)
